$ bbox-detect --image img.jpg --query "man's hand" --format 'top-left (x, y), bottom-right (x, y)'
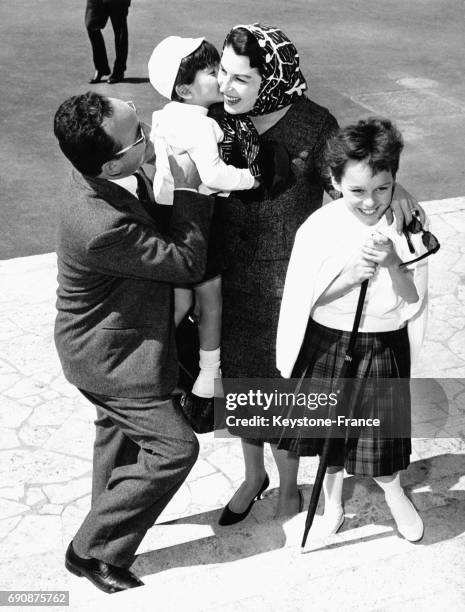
top-left (387, 183), bottom-right (426, 234)
top-left (167, 148), bottom-right (201, 191)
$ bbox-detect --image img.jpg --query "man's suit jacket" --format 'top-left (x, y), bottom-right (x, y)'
top-left (55, 170), bottom-right (212, 398)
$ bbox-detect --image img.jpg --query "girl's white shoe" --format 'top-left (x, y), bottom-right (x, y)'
top-left (316, 505), bottom-right (345, 538)
top-left (386, 491), bottom-right (424, 542)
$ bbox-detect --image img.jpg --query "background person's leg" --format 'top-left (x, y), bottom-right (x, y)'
top-left (108, 3), bottom-right (129, 79)
top-left (85, 0), bottom-right (110, 77)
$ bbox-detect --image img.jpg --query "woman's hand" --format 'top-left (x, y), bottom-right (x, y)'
top-left (362, 231), bottom-right (400, 268)
top-left (386, 183), bottom-right (426, 233)
top-left (292, 149), bottom-right (309, 173)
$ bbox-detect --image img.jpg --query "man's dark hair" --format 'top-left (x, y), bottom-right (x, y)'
top-left (53, 91), bottom-right (119, 176)
top-left (325, 117), bottom-right (404, 183)
top-left (223, 27), bottom-right (265, 77)
top-left (171, 40), bottom-right (220, 102)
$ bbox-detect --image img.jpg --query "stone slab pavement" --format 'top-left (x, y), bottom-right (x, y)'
top-left (0, 197), bottom-right (464, 611)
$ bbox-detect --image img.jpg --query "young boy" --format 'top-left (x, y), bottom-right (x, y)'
top-left (148, 36), bottom-right (259, 398)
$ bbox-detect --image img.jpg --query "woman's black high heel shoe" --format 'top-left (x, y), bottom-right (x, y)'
top-left (218, 474), bottom-right (270, 526)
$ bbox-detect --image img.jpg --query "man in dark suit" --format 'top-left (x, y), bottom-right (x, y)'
top-left (85, 0), bottom-right (131, 83)
top-left (53, 91), bottom-right (213, 593)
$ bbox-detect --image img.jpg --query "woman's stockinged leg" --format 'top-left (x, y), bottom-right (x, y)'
top-left (270, 444), bottom-right (300, 517)
top-left (226, 439), bottom-right (267, 513)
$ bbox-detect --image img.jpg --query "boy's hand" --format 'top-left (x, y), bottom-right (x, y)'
top-left (362, 231), bottom-right (400, 268)
top-left (168, 148), bottom-right (201, 191)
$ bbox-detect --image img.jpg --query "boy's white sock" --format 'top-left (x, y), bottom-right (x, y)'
top-left (192, 348), bottom-right (221, 398)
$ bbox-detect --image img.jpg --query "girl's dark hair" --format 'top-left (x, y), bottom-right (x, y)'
top-left (223, 27), bottom-right (265, 76)
top-left (53, 91), bottom-right (119, 177)
top-left (172, 40), bottom-right (220, 102)
top-left (325, 117), bottom-right (404, 183)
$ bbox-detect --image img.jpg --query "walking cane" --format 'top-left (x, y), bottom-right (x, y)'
top-left (301, 279), bottom-right (369, 548)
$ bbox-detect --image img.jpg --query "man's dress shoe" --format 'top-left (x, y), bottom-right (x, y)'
top-left (108, 72), bottom-right (124, 84)
top-left (89, 70), bottom-right (110, 84)
top-left (65, 541), bottom-right (144, 594)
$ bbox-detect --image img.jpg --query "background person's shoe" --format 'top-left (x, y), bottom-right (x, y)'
top-left (88, 70), bottom-right (110, 84)
top-left (108, 72), bottom-right (124, 84)
top-left (65, 541), bottom-right (144, 594)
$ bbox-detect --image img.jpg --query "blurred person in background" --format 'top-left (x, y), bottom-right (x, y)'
top-left (85, 0), bottom-right (131, 84)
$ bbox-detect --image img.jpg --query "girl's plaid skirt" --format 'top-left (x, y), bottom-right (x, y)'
top-left (278, 318), bottom-right (412, 477)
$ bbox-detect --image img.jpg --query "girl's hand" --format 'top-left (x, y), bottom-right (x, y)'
top-left (362, 232), bottom-right (400, 268)
top-left (341, 248), bottom-right (378, 284)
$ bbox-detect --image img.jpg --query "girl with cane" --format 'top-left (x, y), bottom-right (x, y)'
top-left (277, 118), bottom-right (432, 541)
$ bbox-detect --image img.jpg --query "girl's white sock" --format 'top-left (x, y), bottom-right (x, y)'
top-left (323, 469), bottom-right (344, 513)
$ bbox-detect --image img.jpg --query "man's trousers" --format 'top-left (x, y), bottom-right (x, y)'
top-left (72, 390), bottom-right (199, 567)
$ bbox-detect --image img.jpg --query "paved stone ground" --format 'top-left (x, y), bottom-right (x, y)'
top-left (0, 197), bottom-right (464, 611)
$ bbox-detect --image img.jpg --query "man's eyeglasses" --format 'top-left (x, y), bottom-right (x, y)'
top-left (113, 101), bottom-right (146, 157)
top-left (399, 212), bottom-right (440, 268)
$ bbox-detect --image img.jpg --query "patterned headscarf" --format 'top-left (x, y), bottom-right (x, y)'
top-left (220, 23), bottom-right (307, 177)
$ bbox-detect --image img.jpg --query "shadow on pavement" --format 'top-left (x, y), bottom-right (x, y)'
top-left (119, 77), bottom-right (150, 84)
top-left (133, 453), bottom-right (465, 577)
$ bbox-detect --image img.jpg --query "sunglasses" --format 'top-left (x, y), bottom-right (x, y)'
top-left (113, 101), bottom-right (146, 157)
top-left (399, 212), bottom-right (440, 268)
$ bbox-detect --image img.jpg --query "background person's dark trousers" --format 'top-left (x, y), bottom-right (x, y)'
top-left (72, 391), bottom-right (199, 568)
top-left (85, 0), bottom-right (130, 78)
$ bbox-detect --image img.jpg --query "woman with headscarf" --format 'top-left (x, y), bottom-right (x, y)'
top-left (214, 23), bottom-right (423, 524)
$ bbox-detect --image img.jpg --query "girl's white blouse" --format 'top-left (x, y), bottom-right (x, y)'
top-left (276, 200), bottom-right (429, 378)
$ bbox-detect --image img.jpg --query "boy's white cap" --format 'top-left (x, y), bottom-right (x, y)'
top-left (148, 36), bottom-right (205, 99)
